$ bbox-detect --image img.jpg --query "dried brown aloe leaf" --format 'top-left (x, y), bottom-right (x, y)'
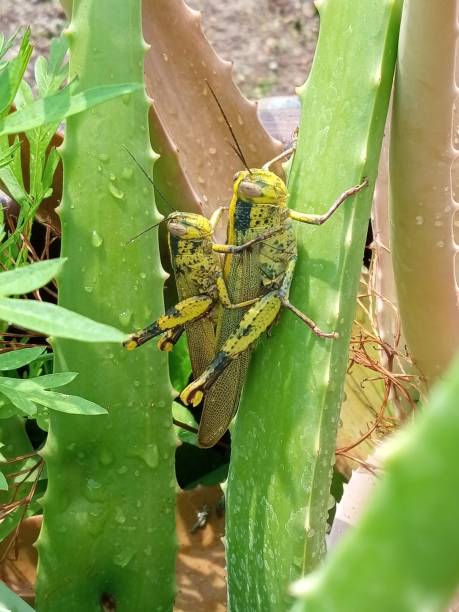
top-left (142, 0), bottom-right (284, 218)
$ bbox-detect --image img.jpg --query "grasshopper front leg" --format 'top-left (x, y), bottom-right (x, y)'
top-left (289, 178), bottom-right (368, 226)
top-left (124, 295), bottom-right (214, 350)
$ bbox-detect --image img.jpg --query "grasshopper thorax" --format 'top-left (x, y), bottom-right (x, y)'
top-left (233, 169), bottom-right (288, 207)
top-left (167, 212), bottom-right (212, 240)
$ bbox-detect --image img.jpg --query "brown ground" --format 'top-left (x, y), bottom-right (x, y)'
top-left (1, 0), bottom-right (319, 98)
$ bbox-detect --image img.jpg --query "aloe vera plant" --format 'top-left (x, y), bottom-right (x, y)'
top-left (225, 1), bottom-right (403, 609)
top-left (35, 1), bottom-right (175, 610)
top-left (290, 351), bottom-right (459, 612)
top-left (390, 0), bottom-right (459, 385)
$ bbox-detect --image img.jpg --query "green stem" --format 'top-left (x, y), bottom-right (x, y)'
top-left (35, 2), bottom-right (176, 610)
top-left (226, 1), bottom-right (402, 610)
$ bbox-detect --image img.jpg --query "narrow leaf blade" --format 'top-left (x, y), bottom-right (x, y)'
top-left (0, 83), bottom-right (142, 135)
top-left (0, 346), bottom-right (45, 370)
top-left (0, 298), bottom-right (128, 343)
top-left (0, 258), bottom-right (66, 296)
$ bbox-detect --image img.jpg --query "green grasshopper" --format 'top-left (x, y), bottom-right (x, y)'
top-left (178, 86), bottom-right (367, 447)
top-left (123, 148), bottom-right (281, 383)
top-left (124, 209), bottom-right (281, 375)
top-left (180, 168), bottom-right (367, 446)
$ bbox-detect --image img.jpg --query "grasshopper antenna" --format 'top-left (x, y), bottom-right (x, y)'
top-left (122, 145), bottom-right (171, 245)
top-left (122, 144), bottom-right (170, 206)
top-left (124, 220), bottom-right (164, 246)
top-left (205, 79), bottom-right (252, 174)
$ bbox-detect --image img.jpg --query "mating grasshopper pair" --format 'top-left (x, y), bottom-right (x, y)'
top-left (125, 153), bottom-right (367, 447)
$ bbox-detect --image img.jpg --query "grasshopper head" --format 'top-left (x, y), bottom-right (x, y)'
top-left (233, 169), bottom-right (288, 206)
top-left (167, 212), bottom-right (212, 240)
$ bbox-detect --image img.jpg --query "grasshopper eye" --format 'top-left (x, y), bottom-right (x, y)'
top-left (238, 180), bottom-right (263, 198)
top-left (168, 222), bottom-right (187, 237)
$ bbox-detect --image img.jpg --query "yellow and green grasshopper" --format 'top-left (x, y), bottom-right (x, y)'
top-left (123, 147), bottom-right (281, 383)
top-left (177, 82), bottom-right (368, 447)
top-left (124, 209), bottom-right (281, 378)
top-left (179, 166), bottom-right (367, 446)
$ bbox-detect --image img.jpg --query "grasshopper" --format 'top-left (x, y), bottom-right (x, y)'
top-left (122, 148), bottom-right (281, 381)
top-left (124, 209), bottom-right (284, 387)
top-left (180, 168), bottom-right (367, 446)
top-left (178, 84), bottom-right (367, 447)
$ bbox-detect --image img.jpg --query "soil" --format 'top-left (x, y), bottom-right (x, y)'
top-left (1, 0), bottom-right (319, 98)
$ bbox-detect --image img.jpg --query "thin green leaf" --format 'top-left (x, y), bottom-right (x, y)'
top-left (0, 28), bottom-right (32, 118)
top-left (0, 383), bottom-right (37, 416)
top-left (0, 346), bottom-right (45, 370)
top-left (0, 378), bottom-right (107, 416)
top-left (29, 372), bottom-right (78, 389)
top-left (0, 258), bottom-right (65, 296)
top-left (0, 140), bottom-right (20, 169)
top-left (0, 298), bottom-right (128, 343)
top-left (41, 147), bottom-right (60, 194)
top-left (35, 35), bottom-right (68, 97)
top-left (0, 136), bottom-right (30, 208)
top-left (169, 334), bottom-right (192, 393)
top-left (0, 398), bottom-right (17, 419)
top-left (173, 401), bottom-right (198, 446)
top-left (0, 470), bottom-right (7, 491)
top-left (0, 82), bottom-right (142, 135)
top-left (0, 29), bottom-right (20, 64)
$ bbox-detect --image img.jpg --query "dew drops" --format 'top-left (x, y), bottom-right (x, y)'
top-left (117, 465), bottom-right (128, 474)
top-left (98, 153), bottom-right (109, 163)
top-left (114, 548), bottom-right (135, 567)
top-left (144, 444), bottom-right (159, 469)
top-left (121, 167), bottom-right (133, 180)
top-left (415, 215), bottom-right (424, 225)
top-left (87, 478), bottom-right (101, 490)
top-left (119, 310), bottom-right (132, 327)
top-left (84, 285), bottom-right (94, 293)
top-left (99, 449), bottom-right (114, 466)
top-left (114, 508), bottom-right (126, 524)
top-left (208, 147), bottom-right (217, 155)
top-left (91, 230), bottom-right (103, 247)
top-left (109, 183), bottom-right (125, 200)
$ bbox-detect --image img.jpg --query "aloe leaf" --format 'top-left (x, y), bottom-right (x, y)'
top-left (0, 82), bottom-right (142, 136)
top-left (390, 1), bottom-right (459, 384)
top-left (0, 258), bottom-right (66, 296)
top-left (291, 353), bottom-right (459, 612)
top-left (226, 1), bottom-right (403, 609)
top-left (35, 0), bottom-right (176, 609)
